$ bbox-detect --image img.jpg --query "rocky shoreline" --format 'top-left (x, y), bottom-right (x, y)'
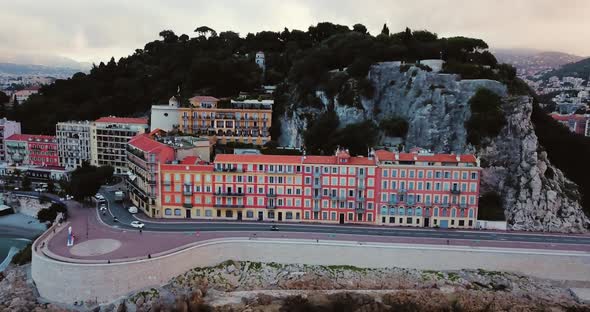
top-left (1, 261), bottom-right (589, 311)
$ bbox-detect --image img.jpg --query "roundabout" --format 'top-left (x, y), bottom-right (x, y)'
top-left (69, 238), bottom-right (122, 257)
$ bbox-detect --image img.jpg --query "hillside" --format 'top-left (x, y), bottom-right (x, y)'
top-left (6, 23), bottom-right (499, 135)
top-left (4, 23), bottom-right (590, 231)
top-left (494, 49), bottom-right (583, 72)
top-left (542, 57), bottom-right (590, 80)
top-left (0, 63), bottom-right (85, 77)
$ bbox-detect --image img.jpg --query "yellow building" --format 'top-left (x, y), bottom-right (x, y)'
top-left (178, 96), bottom-right (272, 146)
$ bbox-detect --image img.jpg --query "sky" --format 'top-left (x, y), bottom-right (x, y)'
top-left (1, 0), bottom-right (589, 67)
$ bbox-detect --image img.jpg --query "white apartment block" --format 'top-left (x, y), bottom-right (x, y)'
top-left (91, 117), bottom-right (148, 174)
top-left (56, 121), bottom-right (93, 170)
top-left (0, 118), bottom-right (21, 163)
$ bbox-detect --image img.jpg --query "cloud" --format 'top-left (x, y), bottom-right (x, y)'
top-left (1, 0), bottom-right (588, 65)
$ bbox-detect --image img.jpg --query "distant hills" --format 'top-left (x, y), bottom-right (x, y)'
top-left (493, 48), bottom-right (584, 74)
top-left (0, 62), bottom-right (87, 77)
top-left (541, 57), bottom-right (590, 80)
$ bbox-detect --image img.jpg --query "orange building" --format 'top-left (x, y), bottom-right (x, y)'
top-left (178, 96), bottom-right (272, 146)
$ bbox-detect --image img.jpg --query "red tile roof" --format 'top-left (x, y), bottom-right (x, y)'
top-left (5, 134), bottom-right (56, 142)
top-left (302, 155), bottom-right (376, 165)
top-left (128, 134), bottom-right (170, 154)
top-left (95, 116), bottom-right (148, 124)
top-left (550, 113), bottom-right (590, 122)
top-left (189, 96), bottom-right (219, 103)
top-left (374, 150), bottom-right (477, 163)
top-left (181, 156), bottom-right (200, 165)
top-left (215, 154), bottom-right (302, 164)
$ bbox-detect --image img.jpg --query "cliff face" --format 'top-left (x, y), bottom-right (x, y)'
top-left (279, 62), bottom-right (589, 232)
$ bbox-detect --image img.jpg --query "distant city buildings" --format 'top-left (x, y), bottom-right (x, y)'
top-left (550, 113), bottom-right (590, 136)
top-left (12, 86), bottom-right (40, 103)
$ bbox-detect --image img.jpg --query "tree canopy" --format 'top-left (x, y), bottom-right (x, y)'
top-left (66, 163), bottom-right (114, 201)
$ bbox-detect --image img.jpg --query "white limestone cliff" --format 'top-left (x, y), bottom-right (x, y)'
top-left (279, 62), bottom-right (589, 232)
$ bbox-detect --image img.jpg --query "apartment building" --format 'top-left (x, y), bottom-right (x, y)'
top-left (126, 129), bottom-right (212, 216)
top-left (151, 95), bottom-right (272, 146)
top-left (92, 117), bottom-right (148, 174)
top-left (4, 134), bottom-right (58, 166)
top-left (0, 118), bottom-right (21, 162)
top-left (550, 113), bottom-right (590, 136)
top-left (56, 121), bottom-right (93, 170)
top-left (374, 149), bottom-right (480, 228)
top-left (153, 148), bottom-right (481, 229)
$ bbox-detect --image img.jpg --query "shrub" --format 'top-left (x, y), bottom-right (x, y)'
top-left (37, 203), bottom-right (68, 224)
top-left (478, 192), bottom-right (505, 221)
top-left (380, 117), bottom-right (409, 137)
top-left (465, 88), bottom-right (506, 146)
top-left (11, 243), bottom-right (33, 265)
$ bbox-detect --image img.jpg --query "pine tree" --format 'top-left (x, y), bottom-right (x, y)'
top-left (381, 24), bottom-right (390, 36)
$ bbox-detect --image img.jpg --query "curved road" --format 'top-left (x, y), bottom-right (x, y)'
top-left (92, 189), bottom-right (590, 246)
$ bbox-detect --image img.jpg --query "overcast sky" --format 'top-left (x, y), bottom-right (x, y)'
top-left (1, 0), bottom-right (588, 66)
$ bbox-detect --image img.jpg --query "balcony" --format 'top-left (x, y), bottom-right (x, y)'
top-left (163, 180), bottom-right (171, 186)
top-left (388, 198), bottom-right (398, 205)
top-left (357, 184), bottom-right (366, 190)
top-left (214, 167), bottom-right (244, 173)
top-left (215, 192), bottom-right (245, 197)
top-left (313, 183), bottom-right (321, 189)
top-left (183, 203), bottom-right (193, 208)
top-left (355, 207), bottom-right (365, 213)
top-left (313, 171), bottom-right (321, 178)
top-left (183, 190), bottom-right (193, 196)
top-left (313, 194), bottom-right (322, 199)
top-left (398, 188), bottom-right (407, 194)
top-left (450, 189), bottom-right (461, 195)
top-left (356, 197), bottom-right (366, 202)
top-left (213, 204), bottom-right (245, 209)
top-left (460, 203), bottom-right (467, 208)
top-left (266, 203), bottom-right (276, 209)
top-left (266, 193), bottom-right (277, 198)
top-left (440, 202), bottom-right (450, 208)
top-left (313, 206), bottom-right (320, 212)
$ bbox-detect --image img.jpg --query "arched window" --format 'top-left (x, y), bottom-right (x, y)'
top-left (389, 207), bottom-right (396, 215)
top-left (407, 207), bottom-right (413, 216)
top-left (469, 209), bottom-right (474, 218)
top-left (165, 208), bottom-right (172, 216)
top-left (381, 207), bottom-right (388, 215)
top-left (442, 208), bottom-right (447, 217)
top-left (416, 207), bottom-right (422, 216)
top-left (398, 207), bottom-right (405, 216)
top-left (451, 208), bottom-right (456, 218)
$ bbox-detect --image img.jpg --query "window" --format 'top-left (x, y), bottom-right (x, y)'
top-left (174, 209), bottom-right (181, 216)
top-left (246, 211), bottom-right (254, 218)
top-left (409, 170), bottom-right (415, 178)
top-left (165, 208), bottom-right (172, 215)
top-left (286, 212), bottom-right (293, 219)
top-left (322, 212), bottom-right (328, 220)
top-left (400, 170), bottom-right (406, 178)
top-left (383, 169), bottom-right (389, 177)
top-left (471, 172), bottom-right (478, 180)
top-left (418, 171), bottom-right (424, 178)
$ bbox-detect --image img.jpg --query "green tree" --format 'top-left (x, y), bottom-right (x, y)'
top-left (47, 179), bottom-right (56, 194)
top-left (352, 23), bottom-right (368, 34)
top-left (380, 23), bottom-right (390, 36)
top-left (37, 203), bottom-right (67, 223)
top-left (0, 91), bottom-right (9, 104)
top-left (21, 175), bottom-right (32, 191)
top-left (194, 26), bottom-right (217, 38)
top-left (465, 88), bottom-right (506, 146)
top-left (67, 163), bottom-right (114, 201)
top-left (380, 117), bottom-right (409, 137)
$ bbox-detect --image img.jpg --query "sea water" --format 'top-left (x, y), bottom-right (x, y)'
top-left (0, 237), bottom-right (30, 271)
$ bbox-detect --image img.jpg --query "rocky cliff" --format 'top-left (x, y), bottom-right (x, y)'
top-left (279, 62), bottom-right (589, 232)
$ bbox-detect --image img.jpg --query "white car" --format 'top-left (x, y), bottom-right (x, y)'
top-left (94, 194), bottom-right (104, 200)
top-left (130, 221), bottom-right (144, 229)
top-left (66, 195), bottom-right (74, 200)
top-left (128, 206), bottom-right (138, 214)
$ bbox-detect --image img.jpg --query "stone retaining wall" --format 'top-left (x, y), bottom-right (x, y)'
top-left (32, 237), bottom-right (590, 304)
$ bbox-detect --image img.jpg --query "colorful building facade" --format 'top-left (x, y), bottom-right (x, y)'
top-left (152, 148), bottom-right (481, 228)
top-left (550, 113), bottom-right (590, 136)
top-left (179, 96), bottom-right (272, 146)
top-left (0, 118), bottom-right (21, 163)
top-left (4, 134), bottom-right (59, 167)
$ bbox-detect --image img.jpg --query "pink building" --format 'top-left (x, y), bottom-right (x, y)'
top-left (4, 134), bottom-right (58, 167)
top-left (154, 148), bottom-right (481, 228)
top-left (550, 113), bottom-right (590, 136)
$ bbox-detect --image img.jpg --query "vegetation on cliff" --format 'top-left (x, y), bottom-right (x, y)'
top-left (465, 88), bottom-right (506, 146)
top-left (541, 57), bottom-right (590, 80)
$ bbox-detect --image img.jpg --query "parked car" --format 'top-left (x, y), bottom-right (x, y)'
top-left (94, 194), bottom-right (104, 200)
top-left (113, 216), bottom-right (119, 222)
top-left (128, 206), bottom-right (138, 214)
top-left (130, 221), bottom-right (144, 229)
top-left (270, 225), bottom-right (279, 231)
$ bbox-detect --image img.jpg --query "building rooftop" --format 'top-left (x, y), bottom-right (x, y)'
top-left (189, 96), bottom-right (220, 103)
top-left (128, 134), bottom-right (170, 154)
top-left (5, 134), bottom-right (56, 143)
top-left (95, 116), bottom-right (149, 125)
top-left (154, 135), bottom-right (210, 149)
top-left (374, 150), bottom-right (477, 164)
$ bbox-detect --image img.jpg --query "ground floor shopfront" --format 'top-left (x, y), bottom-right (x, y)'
top-left (152, 205), bottom-right (477, 228)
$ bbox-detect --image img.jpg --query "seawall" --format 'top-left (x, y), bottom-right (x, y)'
top-left (32, 237), bottom-right (590, 304)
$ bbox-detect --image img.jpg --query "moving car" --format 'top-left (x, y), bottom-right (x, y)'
top-left (270, 225), bottom-right (279, 231)
top-left (130, 221), bottom-right (144, 229)
top-left (128, 206), bottom-right (138, 214)
top-left (113, 216), bottom-right (119, 222)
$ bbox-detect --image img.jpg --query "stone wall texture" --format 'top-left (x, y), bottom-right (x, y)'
top-left (32, 237), bottom-right (590, 304)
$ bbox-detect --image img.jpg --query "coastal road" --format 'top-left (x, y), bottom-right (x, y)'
top-left (95, 188), bottom-right (590, 246)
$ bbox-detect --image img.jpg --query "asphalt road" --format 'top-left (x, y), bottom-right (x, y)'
top-left (93, 188), bottom-right (590, 246)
